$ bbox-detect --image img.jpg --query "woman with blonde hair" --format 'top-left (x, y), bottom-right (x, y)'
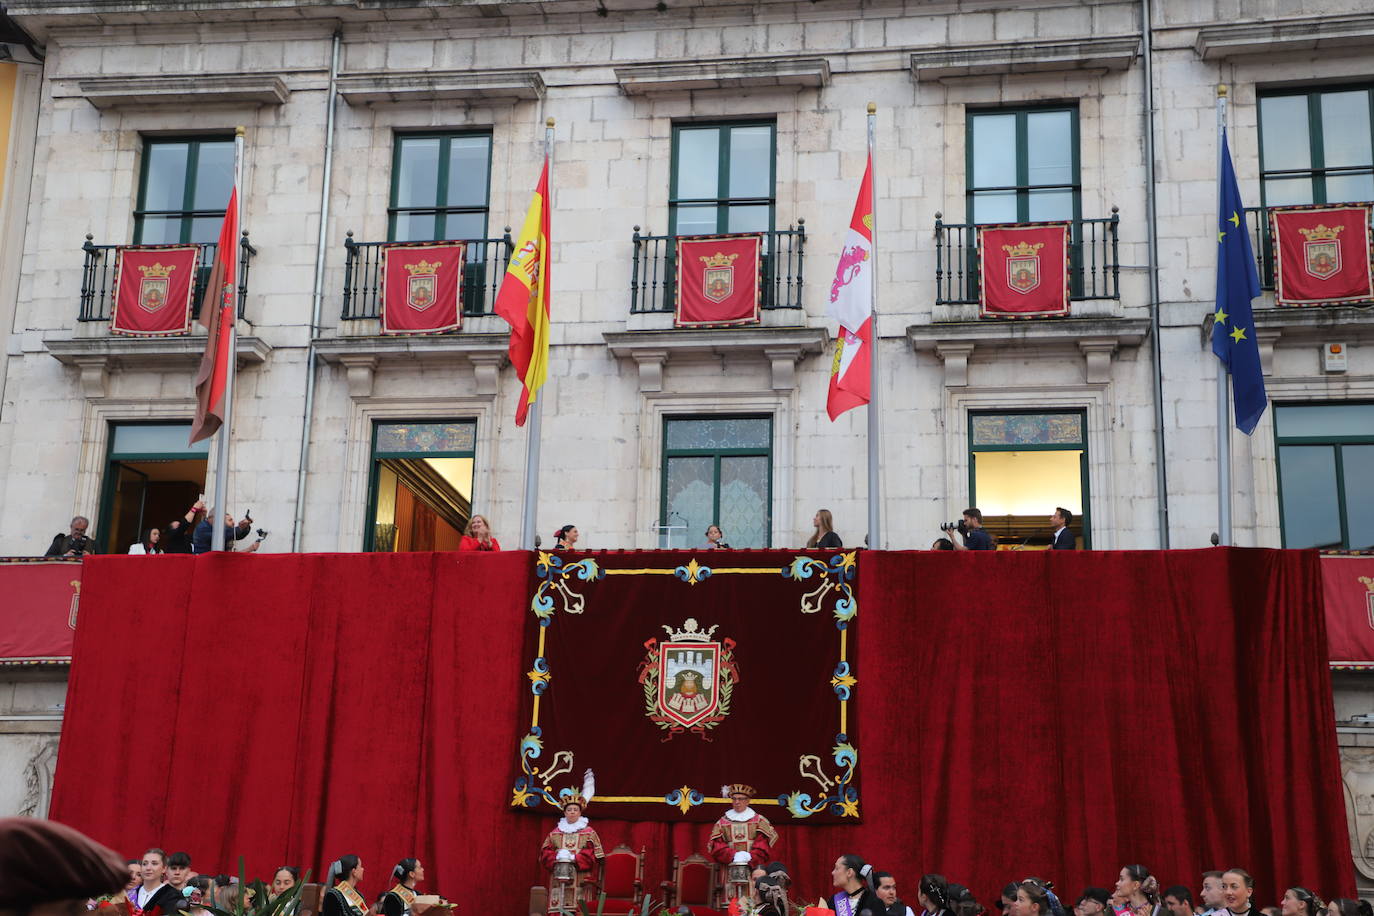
top-left (458, 514), bottom-right (500, 551)
top-left (807, 509), bottom-right (843, 549)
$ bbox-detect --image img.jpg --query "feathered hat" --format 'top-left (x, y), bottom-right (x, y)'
top-left (562, 769), bottom-right (595, 810)
top-left (722, 783), bottom-right (755, 799)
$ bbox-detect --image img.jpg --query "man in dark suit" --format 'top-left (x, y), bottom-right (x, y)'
top-left (1051, 507), bottom-right (1077, 550)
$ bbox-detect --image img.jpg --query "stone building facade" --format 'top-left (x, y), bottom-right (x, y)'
top-left (0, 0), bottom-right (1372, 878)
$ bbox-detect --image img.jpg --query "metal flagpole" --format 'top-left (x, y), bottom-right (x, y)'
top-left (211, 126), bottom-right (244, 552)
top-left (1216, 87), bottom-right (1231, 545)
top-left (520, 117), bottom-right (554, 551)
top-left (866, 102), bottom-right (882, 550)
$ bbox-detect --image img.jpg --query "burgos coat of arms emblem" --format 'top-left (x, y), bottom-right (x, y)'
top-left (404, 258), bottom-right (441, 310)
top-left (699, 251), bottom-right (739, 303)
top-left (137, 261), bottom-right (175, 312)
top-left (1001, 240), bottom-right (1044, 294)
top-left (638, 618), bottom-right (738, 740)
top-left (1298, 223), bottom-right (1343, 280)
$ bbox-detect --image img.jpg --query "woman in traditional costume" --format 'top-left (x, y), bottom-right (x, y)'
top-left (825, 855), bottom-right (883, 916)
top-left (381, 860), bottom-right (423, 916)
top-left (323, 856), bottom-right (368, 916)
top-left (539, 770), bottom-right (604, 914)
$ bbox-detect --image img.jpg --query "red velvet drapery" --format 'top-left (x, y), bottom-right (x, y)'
top-left (49, 548), bottom-right (1352, 908)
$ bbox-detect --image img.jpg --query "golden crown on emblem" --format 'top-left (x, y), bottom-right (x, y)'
top-left (661, 617), bottom-right (719, 643)
top-left (1360, 576), bottom-right (1374, 593)
top-left (721, 783), bottom-right (755, 798)
top-left (138, 262), bottom-right (176, 278)
top-left (1298, 224), bottom-right (1345, 241)
top-left (405, 259), bottom-right (442, 275)
top-left (1001, 241), bottom-right (1045, 257)
top-left (699, 251), bottom-right (739, 268)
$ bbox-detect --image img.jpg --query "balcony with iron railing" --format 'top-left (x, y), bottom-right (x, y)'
top-left (629, 222), bottom-right (807, 315)
top-left (933, 210), bottom-right (1121, 312)
top-left (78, 231), bottom-right (256, 322)
top-left (606, 221), bottom-right (826, 392)
top-left (339, 230), bottom-right (513, 323)
top-left (48, 232), bottom-right (267, 392)
top-left (914, 209), bottom-right (1146, 387)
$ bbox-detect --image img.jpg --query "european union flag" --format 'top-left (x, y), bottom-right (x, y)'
top-left (1211, 132), bottom-right (1266, 435)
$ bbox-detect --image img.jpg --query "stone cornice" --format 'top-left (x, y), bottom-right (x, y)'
top-left (910, 36), bottom-right (1140, 81)
top-left (314, 334), bottom-right (509, 398)
top-left (907, 317), bottom-right (1149, 387)
top-left (337, 70), bottom-right (545, 106)
top-left (1194, 14), bottom-right (1374, 59)
top-left (59, 74), bottom-right (289, 109)
top-left (45, 333), bottom-right (271, 398)
top-left (604, 326), bottom-right (827, 391)
top-left (615, 57), bottom-right (830, 95)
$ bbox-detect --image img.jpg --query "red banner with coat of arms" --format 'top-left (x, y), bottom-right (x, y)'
top-left (513, 550), bottom-right (859, 825)
top-left (675, 234), bottom-right (762, 328)
top-left (1320, 554), bottom-right (1374, 668)
top-left (978, 223), bottom-right (1071, 318)
top-left (110, 245), bottom-right (199, 336)
top-left (381, 242), bottom-right (465, 335)
top-left (1271, 204), bottom-right (1374, 307)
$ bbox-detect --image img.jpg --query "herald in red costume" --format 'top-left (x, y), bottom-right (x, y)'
top-left (708, 783), bottom-right (778, 875)
top-left (539, 770), bottom-right (605, 915)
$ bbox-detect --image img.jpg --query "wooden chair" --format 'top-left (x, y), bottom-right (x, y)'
top-left (296, 884), bottom-right (325, 916)
top-left (660, 853), bottom-right (720, 916)
top-left (595, 844), bottom-right (645, 916)
top-left (528, 885), bottom-right (548, 916)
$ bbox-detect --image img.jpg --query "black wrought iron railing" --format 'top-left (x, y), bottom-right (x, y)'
top-left (78, 233), bottom-right (256, 322)
top-left (1243, 206), bottom-right (1278, 290)
top-left (341, 231), bottom-right (514, 320)
top-left (630, 223), bottom-right (806, 314)
top-left (933, 211), bottom-right (1120, 307)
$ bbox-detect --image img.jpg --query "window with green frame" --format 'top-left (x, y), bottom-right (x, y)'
top-left (1258, 86), bottom-right (1374, 207)
top-left (670, 122), bottom-right (775, 237)
top-left (967, 410), bottom-right (1090, 548)
top-left (966, 106), bottom-right (1080, 225)
top-left (365, 420), bottom-right (478, 552)
top-left (661, 416), bottom-right (772, 549)
top-left (1275, 403), bottom-right (1374, 549)
top-left (98, 422), bottom-right (209, 555)
top-left (389, 133), bottom-right (493, 242)
top-left (134, 137), bottom-right (236, 244)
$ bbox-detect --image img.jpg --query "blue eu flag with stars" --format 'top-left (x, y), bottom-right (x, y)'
top-left (1211, 132), bottom-right (1266, 435)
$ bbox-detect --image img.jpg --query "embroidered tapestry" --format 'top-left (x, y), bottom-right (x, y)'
top-left (511, 549), bottom-right (860, 824)
top-left (978, 223), bottom-right (1071, 318)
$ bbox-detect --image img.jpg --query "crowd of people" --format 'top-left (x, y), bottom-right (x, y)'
top-left (43, 502), bottom-right (1085, 557)
top-left (76, 846), bottom-right (438, 916)
top-left (742, 861), bottom-right (1369, 916)
top-left (42, 503), bottom-right (265, 558)
top-left (769, 862), bottom-right (1368, 916)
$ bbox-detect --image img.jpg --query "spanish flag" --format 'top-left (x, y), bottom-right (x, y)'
top-left (494, 156), bottom-right (551, 427)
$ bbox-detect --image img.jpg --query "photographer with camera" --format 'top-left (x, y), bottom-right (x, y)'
top-left (941, 508), bottom-right (995, 551)
top-left (44, 515), bottom-right (99, 558)
top-left (191, 509), bottom-right (262, 554)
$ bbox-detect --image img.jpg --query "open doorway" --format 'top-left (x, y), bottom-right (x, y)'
top-left (366, 421), bottom-right (476, 552)
top-left (968, 410), bottom-right (1089, 549)
top-left (99, 423), bottom-right (208, 554)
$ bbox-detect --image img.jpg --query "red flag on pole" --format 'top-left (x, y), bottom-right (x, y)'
top-left (826, 156), bottom-right (874, 421)
top-left (189, 187), bottom-right (238, 445)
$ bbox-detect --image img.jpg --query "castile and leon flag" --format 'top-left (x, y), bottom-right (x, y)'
top-left (826, 155), bottom-right (874, 421)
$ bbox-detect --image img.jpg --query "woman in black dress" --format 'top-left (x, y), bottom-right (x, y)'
top-left (807, 510), bottom-right (843, 549)
top-left (825, 854), bottom-right (884, 916)
top-left (323, 856), bottom-right (367, 916)
top-left (380, 859), bottom-right (423, 916)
